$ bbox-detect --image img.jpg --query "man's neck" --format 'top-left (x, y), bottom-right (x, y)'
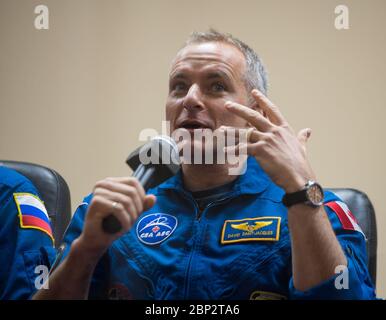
top-left (181, 163), bottom-right (239, 192)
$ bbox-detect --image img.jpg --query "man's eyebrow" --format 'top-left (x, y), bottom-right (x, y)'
top-left (169, 72), bottom-right (187, 81)
top-left (169, 70), bottom-right (234, 84)
top-left (206, 71), bottom-right (232, 82)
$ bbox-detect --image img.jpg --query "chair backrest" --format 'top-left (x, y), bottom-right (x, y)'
top-left (330, 188), bottom-right (377, 286)
top-left (0, 160), bottom-right (71, 247)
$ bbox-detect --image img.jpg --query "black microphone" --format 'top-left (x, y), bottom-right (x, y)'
top-left (102, 136), bottom-right (180, 234)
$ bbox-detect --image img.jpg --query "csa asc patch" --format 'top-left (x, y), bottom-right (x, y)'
top-left (136, 213), bottom-right (177, 245)
top-left (221, 216), bottom-right (281, 244)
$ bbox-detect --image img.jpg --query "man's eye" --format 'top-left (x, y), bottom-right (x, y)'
top-left (173, 83), bottom-right (187, 92)
top-left (211, 82), bottom-right (226, 92)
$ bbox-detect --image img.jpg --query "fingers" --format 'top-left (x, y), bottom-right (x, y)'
top-left (247, 128), bottom-right (264, 143)
top-left (221, 125), bottom-right (269, 159)
top-left (225, 89), bottom-right (289, 132)
top-left (219, 125), bottom-right (264, 144)
top-left (89, 195), bottom-right (132, 232)
top-left (225, 101), bottom-right (272, 132)
top-left (93, 187), bottom-right (139, 221)
top-left (92, 177), bottom-right (152, 223)
top-left (82, 177), bottom-right (156, 254)
top-left (105, 177), bottom-right (146, 199)
top-left (144, 194), bottom-right (157, 211)
top-left (297, 128), bottom-right (312, 154)
top-left (251, 89), bottom-right (286, 126)
top-left (96, 177), bottom-right (146, 210)
top-left (224, 141), bottom-right (267, 159)
top-left (297, 128), bottom-right (312, 146)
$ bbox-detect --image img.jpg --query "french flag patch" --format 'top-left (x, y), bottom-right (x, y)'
top-left (13, 193), bottom-right (54, 243)
top-left (325, 201), bottom-right (366, 239)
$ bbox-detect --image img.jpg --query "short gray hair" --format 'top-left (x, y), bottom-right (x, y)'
top-left (183, 29), bottom-right (268, 97)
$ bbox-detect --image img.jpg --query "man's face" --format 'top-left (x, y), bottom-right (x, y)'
top-left (166, 42), bottom-right (252, 156)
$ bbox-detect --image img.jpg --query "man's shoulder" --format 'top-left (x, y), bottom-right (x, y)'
top-left (0, 166), bottom-right (40, 208)
top-left (0, 166), bottom-right (35, 190)
top-left (80, 193), bottom-right (94, 205)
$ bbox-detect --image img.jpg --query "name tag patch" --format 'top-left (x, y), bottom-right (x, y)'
top-left (221, 216), bottom-right (281, 244)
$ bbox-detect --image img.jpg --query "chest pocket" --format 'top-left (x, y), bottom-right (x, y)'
top-left (204, 222), bottom-right (292, 299)
top-left (110, 232), bottom-right (172, 299)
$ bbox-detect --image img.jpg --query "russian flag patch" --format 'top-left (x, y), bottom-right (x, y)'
top-left (13, 193), bottom-right (54, 243)
top-left (325, 201), bottom-right (366, 239)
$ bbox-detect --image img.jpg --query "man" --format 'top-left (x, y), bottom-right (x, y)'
top-left (34, 30), bottom-right (376, 299)
top-left (0, 166), bottom-right (56, 299)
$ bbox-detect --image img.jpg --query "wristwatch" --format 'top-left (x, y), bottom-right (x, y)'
top-left (282, 180), bottom-right (324, 208)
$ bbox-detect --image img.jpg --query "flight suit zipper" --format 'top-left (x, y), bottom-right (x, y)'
top-left (178, 189), bottom-right (236, 299)
top-left (175, 190), bottom-right (199, 299)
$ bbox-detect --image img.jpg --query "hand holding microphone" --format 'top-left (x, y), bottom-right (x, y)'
top-left (76, 136), bottom-right (180, 257)
top-left (102, 135), bottom-right (180, 234)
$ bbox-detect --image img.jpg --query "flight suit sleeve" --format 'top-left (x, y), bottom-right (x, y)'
top-left (0, 180), bottom-right (56, 300)
top-left (288, 191), bottom-right (377, 300)
top-left (56, 194), bottom-right (110, 299)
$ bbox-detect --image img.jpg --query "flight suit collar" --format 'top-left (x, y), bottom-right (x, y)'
top-left (157, 156), bottom-right (271, 196)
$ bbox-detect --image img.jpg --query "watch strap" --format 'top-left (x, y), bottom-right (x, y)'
top-left (282, 188), bottom-right (308, 208)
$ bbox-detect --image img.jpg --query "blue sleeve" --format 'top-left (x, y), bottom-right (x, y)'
top-left (289, 191), bottom-right (377, 300)
top-left (0, 173), bottom-right (56, 300)
top-left (58, 194), bottom-right (110, 299)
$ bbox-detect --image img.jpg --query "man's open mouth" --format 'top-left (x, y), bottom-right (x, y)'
top-left (176, 119), bottom-right (213, 131)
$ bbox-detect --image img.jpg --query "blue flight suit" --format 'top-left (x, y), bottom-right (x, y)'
top-left (61, 157), bottom-right (376, 299)
top-left (0, 167), bottom-right (56, 299)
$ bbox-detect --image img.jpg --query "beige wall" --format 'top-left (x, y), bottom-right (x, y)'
top-left (0, 0), bottom-right (385, 297)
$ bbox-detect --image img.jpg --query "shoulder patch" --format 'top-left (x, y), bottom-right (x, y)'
top-left (221, 216), bottom-right (281, 244)
top-left (136, 213), bottom-right (177, 245)
top-left (13, 193), bottom-right (54, 243)
top-left (325, 201), bottom-right (366, 239)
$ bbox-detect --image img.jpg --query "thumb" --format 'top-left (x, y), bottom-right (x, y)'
top-left (144, 194), bottom-right (157, 211)
top-left (297, 128), bottom-right (312, 147)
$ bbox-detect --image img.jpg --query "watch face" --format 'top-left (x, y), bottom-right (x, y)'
top-left (306, 183), bottom-right (324, 206)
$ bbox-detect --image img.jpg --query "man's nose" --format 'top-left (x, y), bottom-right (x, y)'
top-left (182, 84), bottom-right (204, 112)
